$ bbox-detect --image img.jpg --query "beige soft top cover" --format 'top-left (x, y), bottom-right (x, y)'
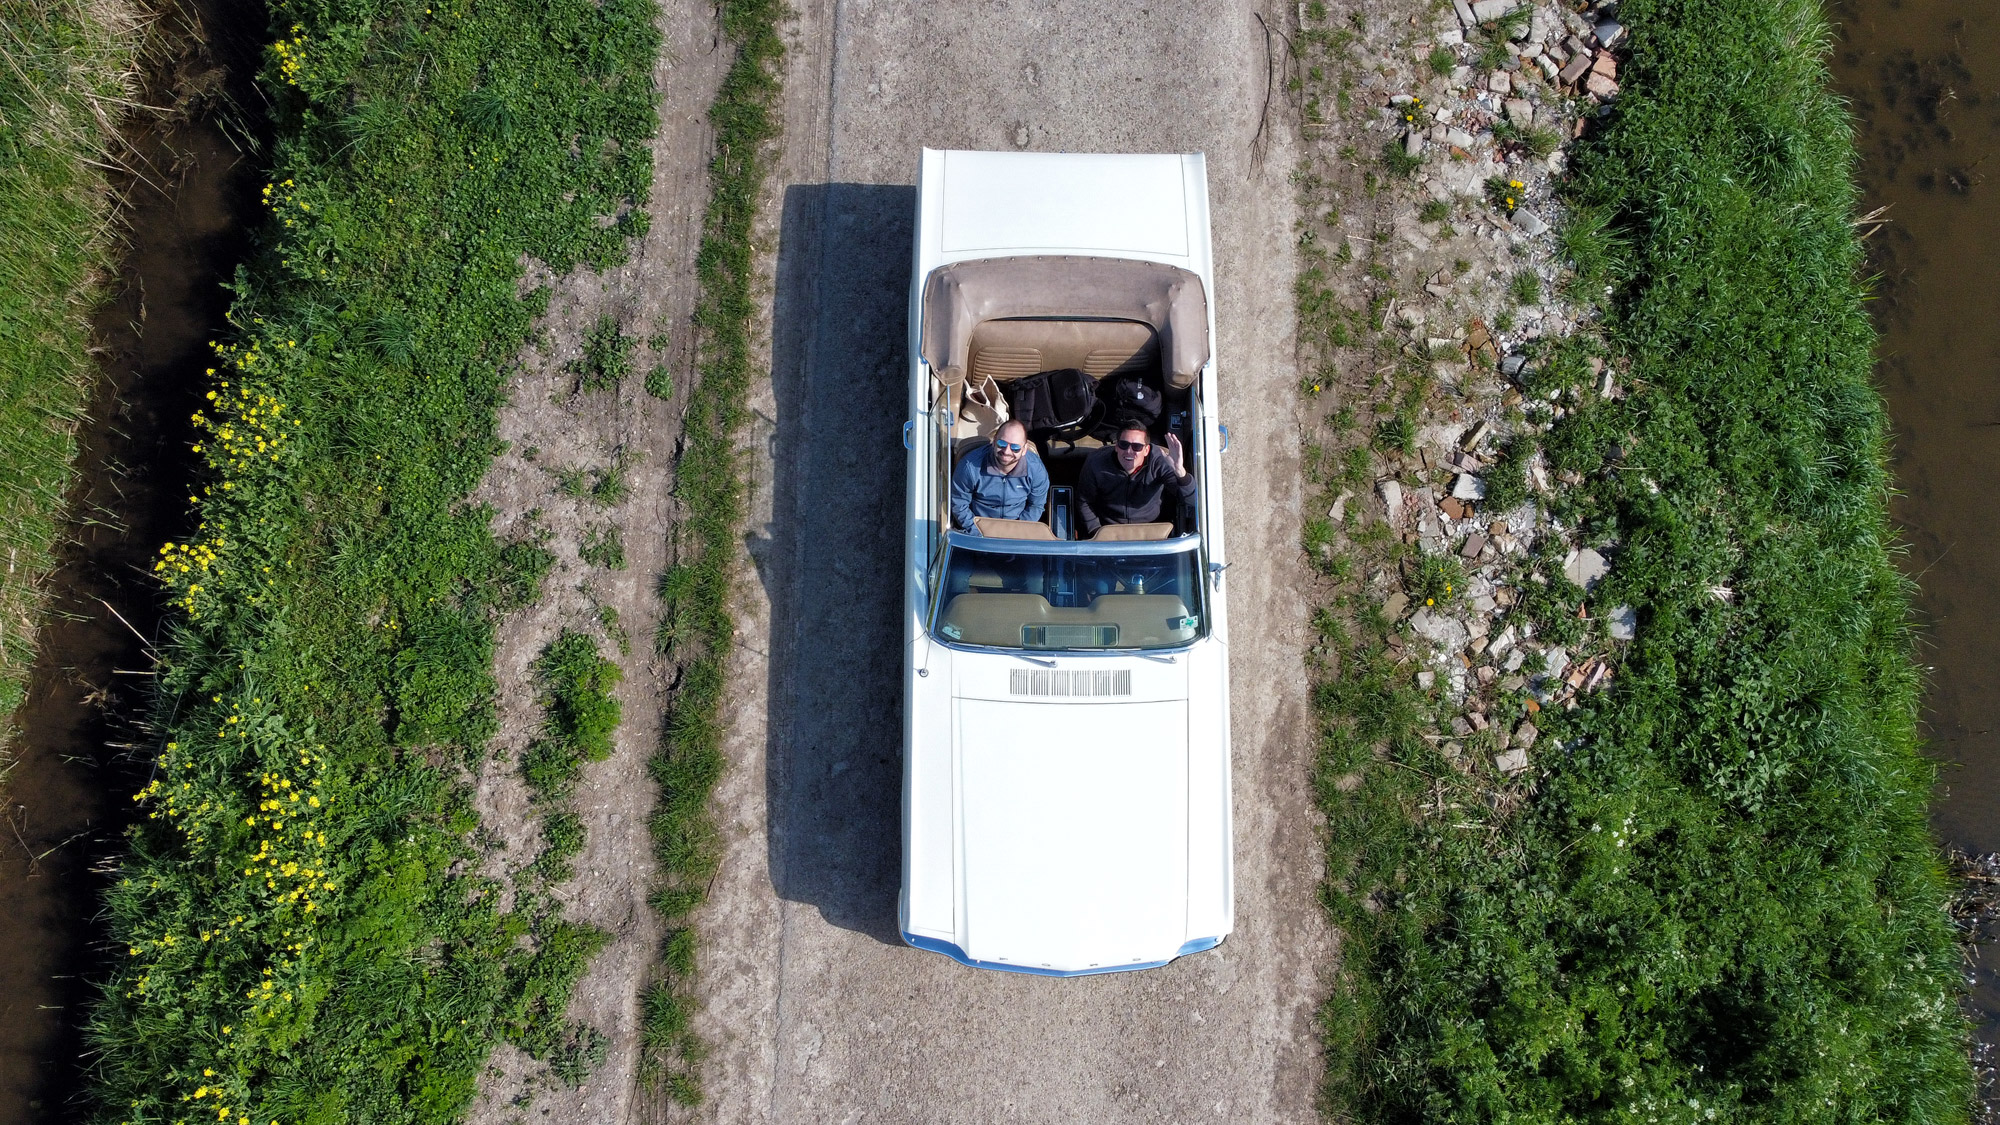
top-left (922, 255), bottom-right (1210, 391)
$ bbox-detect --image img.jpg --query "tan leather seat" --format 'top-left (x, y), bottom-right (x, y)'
top-left (967, 569), bottom-right (1006, 591)
top-left (967, 319), bottom-right (1160, 383)
top-left (937, 592), bottom-right (1195, 648)
top-left (974, 517), bottom-right (1057, 540)
top-left (1090, 522), bottom-right (1175, 542)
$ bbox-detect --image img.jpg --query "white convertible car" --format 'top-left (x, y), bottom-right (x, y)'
top-left (900, 150), bottom-right (1233, 975)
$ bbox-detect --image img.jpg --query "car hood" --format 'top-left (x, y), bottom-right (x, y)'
top-left (954, 695), bottom-right (1189, 971)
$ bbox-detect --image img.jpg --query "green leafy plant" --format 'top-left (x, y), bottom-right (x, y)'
top-left (1427, 46), bottom-right (1456, 76)
top-left (1417, 197), bottom-right (1451, 224)
top-left (570, 314), bottom-right (634, 392)
top-left (521, 631), bottom-right (624, 803)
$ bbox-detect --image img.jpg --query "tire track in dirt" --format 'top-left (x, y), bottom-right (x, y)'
top-left (690, 2), bottom-right (1330, 1120)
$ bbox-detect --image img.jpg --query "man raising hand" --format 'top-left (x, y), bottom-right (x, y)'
top-left (1075, 420), bottom-right (1197, 537)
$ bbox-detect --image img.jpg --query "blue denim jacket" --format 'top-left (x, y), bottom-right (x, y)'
top-left (950, 443), bottom-right (1049, 533)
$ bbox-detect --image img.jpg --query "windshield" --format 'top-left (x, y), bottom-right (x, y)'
top-left (932, 538), bottom-right (1205, 651)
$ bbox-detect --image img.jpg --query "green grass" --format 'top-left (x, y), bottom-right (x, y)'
top-left (1313, 1), bottom-right (1974, 1122)
top-left (1508, 267), bottom-right (1541, 306)
top-left (88, 0), bottom-right (662, 1119)
top-left (0, 3), bottom-right (138, 725)
top-left (579, 522), bottom-right (626, 570)
top-left (636, 0), bottom-right (785, 1106)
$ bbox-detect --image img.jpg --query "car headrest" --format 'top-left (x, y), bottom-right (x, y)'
top-left (1090, 522), bottom-right (1175, 541)
top-left (974, 517), bottom-right (1057, 540)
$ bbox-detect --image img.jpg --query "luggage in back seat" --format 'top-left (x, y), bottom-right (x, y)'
top-left (1001, 368), bottom-right (1098, 436)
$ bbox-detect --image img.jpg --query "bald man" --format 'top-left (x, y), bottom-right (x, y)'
top-left (950, 419), bottom-right (1050, 535)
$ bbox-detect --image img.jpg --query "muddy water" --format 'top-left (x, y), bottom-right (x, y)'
top-left (0, 3), bottom-right (265, 1120)
top-left (1830, 0), bottom-right (2000, 1086)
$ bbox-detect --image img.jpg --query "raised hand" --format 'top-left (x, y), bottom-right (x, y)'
top-left (1165, 432), bottom-right (1186, 476)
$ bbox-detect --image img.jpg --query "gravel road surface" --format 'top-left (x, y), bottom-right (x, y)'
top-left (692, 2), bottom-right (1329, 1120)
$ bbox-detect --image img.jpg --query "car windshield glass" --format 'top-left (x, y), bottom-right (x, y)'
top-left (933, 539), bottom-right (1205, 651)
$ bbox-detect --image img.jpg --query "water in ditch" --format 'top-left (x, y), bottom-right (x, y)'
top-left (1829, 0), bottom-right (2000, 1103)
top-left (0, 2), bottom-right (265, 1119)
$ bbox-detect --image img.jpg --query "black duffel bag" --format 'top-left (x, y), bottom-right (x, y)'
top-left (1001, 368), bottom-right (1099, 436)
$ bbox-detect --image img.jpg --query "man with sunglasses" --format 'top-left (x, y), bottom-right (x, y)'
top-left (1075, 419), bottom-right (1196, 537)
top-left (950, 418), bottom-right (1050, 534)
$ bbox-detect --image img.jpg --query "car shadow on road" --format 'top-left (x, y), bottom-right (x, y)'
top-left (756, 182), bottom-right (916, 945)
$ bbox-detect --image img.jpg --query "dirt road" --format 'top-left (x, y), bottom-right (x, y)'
top-left (691, 2), bottom-right (1330, 1120)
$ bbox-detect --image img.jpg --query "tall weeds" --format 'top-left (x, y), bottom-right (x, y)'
top-left (87, 0), bottom-right (662, 1119)
top-left (0, 1), bottom-right (141, 725)
top-left (1314, 1), bottom-right (1972, 1121)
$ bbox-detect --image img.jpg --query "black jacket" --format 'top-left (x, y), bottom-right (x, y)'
top-left (1075, 445), bottom-right (1198, 536)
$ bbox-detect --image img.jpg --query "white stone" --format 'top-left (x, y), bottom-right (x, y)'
top-left (1412, 608), bottom-right (1470, 652)
top-left (1440, 29), bottom-right (1465, 46)
top-left (1471, 0), bottom-right (1519, 22)
top-left (1418, 669), bottom-right (1437, 690)
top-left (1330, 490), bottom-right (1352, 522)
top-left (1515, 209), bottom-right (1549, 237)
top-left (1378, 479), bottom-right (1404, 526)
top-left (1488, 71), bottom-right (1512, 94)
top-left (1495, 748), bottom-right (1530, 775)
top-left (1452, 0), bottom-right (1477, 28)
top-left (1563, 546), bottom-right (1609, 589)
top-left (1504, 647), bottom-right (1526, 672)
top-left (1452, 474), bottom-right (1487, 500)
top-left (1543, 647), bottom-right (1570, 679)
top-left (1608, 604), bottom-right (1638, 641)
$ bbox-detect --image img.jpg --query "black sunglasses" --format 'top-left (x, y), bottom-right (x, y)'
top-left (1114, 440), bottom-right (1149, 453)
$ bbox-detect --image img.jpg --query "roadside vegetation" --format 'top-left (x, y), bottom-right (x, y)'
top-left (638, 0), bottom-right (785, 1103)
top-left (90, 0), bottom-right (661, 1119)
top-left (0, 2), bottom-right (140, 728)
top-left (1299, 1), bottom-right (1972, 1121)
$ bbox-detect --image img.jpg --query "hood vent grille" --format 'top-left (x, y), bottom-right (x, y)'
top-left (1009, 669), bottom-right (1133, 698)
